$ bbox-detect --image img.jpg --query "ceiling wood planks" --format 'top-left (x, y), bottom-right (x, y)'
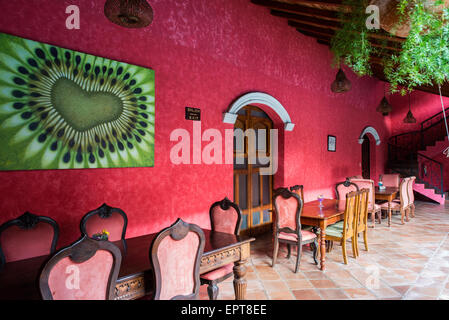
top-left (251, 0), bottom-right (449, 97)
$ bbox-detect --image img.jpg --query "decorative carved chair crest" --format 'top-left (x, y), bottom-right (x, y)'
top-left (17, 212), bottom-right (40, 230)
top-left (219, 197), bottom-right (233, 210)
top-left (289, 185), bottom-right (301, 192)
top-left (97, 203), bottom-right (113, 219)
top-left (343, 178), bottom-right (352, 187)
top-left (169, 219), bottom-right (190, 241)
top-left (275, 187), bottom-right (294, 199)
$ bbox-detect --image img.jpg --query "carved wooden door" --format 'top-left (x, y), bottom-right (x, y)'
top-left (233, 106), bottom-right (273, 236)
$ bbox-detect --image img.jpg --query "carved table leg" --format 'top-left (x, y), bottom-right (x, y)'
top-left (233, 259), bottom-right (247, 300)
top-left (319, 221), bottom-right (326, 271)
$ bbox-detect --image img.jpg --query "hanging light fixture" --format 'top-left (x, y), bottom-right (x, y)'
top-left (403, 93), bottom-right (417, 123)
top-left (104, 0), bottom-right (153, 28)
top-left (331, 68), bottom-right (352, 93)
top-left (376, 83), bottom-right (393, 116)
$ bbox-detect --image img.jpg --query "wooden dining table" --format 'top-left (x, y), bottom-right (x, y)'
top-left (374, 186), bottom-right (399, 227)
top-left (301, 199), bottom-right (346, 271)
top-left (0, 229), bottom-right (255, 300)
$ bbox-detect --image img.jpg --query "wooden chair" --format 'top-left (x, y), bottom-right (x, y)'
top-left (318, 191), bottom-right (359, 264)
top-left (350, 178), bottom-right (382, 227)
top-left (0, 212), bottom-right (59, 269)
top-left (80, 203), bottom-right (128, 252)
top-left (150, 218), bottom-right (205, 300)
top-left (379, 173), bottom-right (400, 188)
top-left (354, 189), bottom-right (370, 257)
top-left (319, 179), bottom-right (360, 253)
top-left (335, 179), bottom-right (359, 200)
top-left (200, 197), bottom-right (241, 300)
top-left (39, 235), bottom-right (122, 300)
top-left (272, 188), bottom-right (318, 273)
top-left (381, 178), bottom-right (410, 224)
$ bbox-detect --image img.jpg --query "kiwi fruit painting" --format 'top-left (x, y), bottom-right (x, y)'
top-left (0, 32), bottom-right (155, 170)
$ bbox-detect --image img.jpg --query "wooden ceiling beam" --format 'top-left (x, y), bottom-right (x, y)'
top-left (271, 0), bottom-right (349, 12)
top-left (287, 20), bottom-right (405, 44)
top-left (251, 0), bottom-right (342, 22)
top-left (271, 9), bottom-right (344, 27)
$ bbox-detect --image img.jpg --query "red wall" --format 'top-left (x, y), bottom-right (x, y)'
top-left (0, 0), bottom-right (390, 248)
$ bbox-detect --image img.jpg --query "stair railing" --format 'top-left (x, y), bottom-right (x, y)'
top-left (420, 106), bottom-right (449, 149)
top-left (389, 106), bottom-right (449, 153)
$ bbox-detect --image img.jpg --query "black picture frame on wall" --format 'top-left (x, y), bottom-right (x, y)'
top-left (328, 135), bottom-right (336, 152)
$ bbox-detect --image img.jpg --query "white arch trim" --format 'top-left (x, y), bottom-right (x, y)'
top-left (358, 126), bottom-right (381, 146)
top-left (223, 92), bottom-right (295, 131)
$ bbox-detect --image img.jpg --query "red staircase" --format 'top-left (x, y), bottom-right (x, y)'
top-left (387, 107), bottom-right (449, 205)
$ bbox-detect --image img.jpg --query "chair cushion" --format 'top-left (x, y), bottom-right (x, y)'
top-left (278, 230), bottom-right (317, 242)
top-left (200, 263), bottom-right (234, 281)
top-left (330, 221), bottom-right (344, 229)
top-left (317, 225), bottom-right (343, 238)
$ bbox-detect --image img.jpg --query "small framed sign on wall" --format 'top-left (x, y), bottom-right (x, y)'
top-left (185, 107), bottom-right (201, 121)
top-left (328, 135), bottom-right (336, 152)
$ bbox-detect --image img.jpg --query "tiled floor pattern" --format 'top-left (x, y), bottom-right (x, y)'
top-left (199, 201), bottom-right (449, 300)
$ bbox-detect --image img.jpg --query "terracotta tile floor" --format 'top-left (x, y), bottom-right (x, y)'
top-left (199, 200), bottom-right (449, 300)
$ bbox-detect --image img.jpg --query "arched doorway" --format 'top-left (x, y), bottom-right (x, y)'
top-left (233, 106), bottom-right (274, 236)
top-left (361, 136), bottom-right (371, 179)
top-left (358, 126), bottom-right (381, 180)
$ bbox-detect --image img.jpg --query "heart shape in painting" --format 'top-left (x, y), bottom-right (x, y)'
top-left (51, 78), bottom-right (124, 132)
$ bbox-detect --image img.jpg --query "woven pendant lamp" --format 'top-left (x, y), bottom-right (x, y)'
top-left (331, 68), bottom-right (352, 93)
top-left (403, 94), bottom-right (417, 123)
top-left (376, 83), bottom-right (393, 116)
top-left (104, 0), bottom-right (153, 28)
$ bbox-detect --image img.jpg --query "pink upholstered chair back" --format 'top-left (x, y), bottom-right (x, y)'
top-left (380, 174), bottom-right (400, 188)
top-left (348, 175), bottom-right (363, 179)
top-left (80, 203), bottom-right (127, 242)
top-left (273, 188), bottom-right (302, 232)
top-left (0, 212), bottom-right (59, 267)
top-left (399, 178), bottom-right (410, 209)
top-left (335, 179), bottom-right (359, 200)
top-left (39, 236), bottom-right (122, 300)
top-left (151, 219), bottom-right (205, 300)
top-left (209, 197), bottom-right (242, 235)
top-left (408, 176), bottom-right (416, 204)
top-left (350, 179), bottom-right (375, 211)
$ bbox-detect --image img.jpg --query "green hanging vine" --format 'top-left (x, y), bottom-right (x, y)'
top-left (331, 0), bottom-right (374, 76)
top-left (331, 0), bottom-right (449, 95)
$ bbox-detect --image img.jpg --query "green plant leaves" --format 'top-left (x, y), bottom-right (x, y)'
top-left (331, 0), bottom-right (449, 94)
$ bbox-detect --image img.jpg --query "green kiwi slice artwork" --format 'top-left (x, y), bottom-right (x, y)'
top-left (0, 32), bottom-right (155, 170)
